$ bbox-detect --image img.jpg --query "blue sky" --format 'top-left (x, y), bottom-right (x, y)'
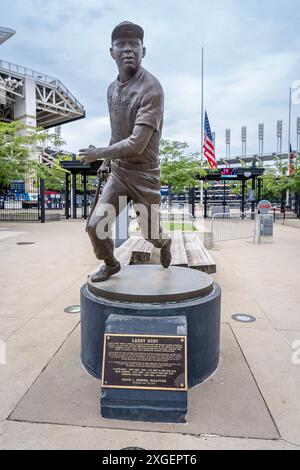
top-left (1, 0), bottom-right (300, 157)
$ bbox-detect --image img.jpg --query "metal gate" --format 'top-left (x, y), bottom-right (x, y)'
top-left (0, 175), bottom-right (65, 222)
top-left (0, 173), bottom-right (40, 222)
top-left (211, 212), bottom-right (256, 243)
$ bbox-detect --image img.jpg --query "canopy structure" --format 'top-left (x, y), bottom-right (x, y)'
top-left (60, 159), bottom-right (265, 220)
top-left (60, 158), bottom-right (102, 220)
top-left (0, 59), bottom-right (85, 129)
top-left (0, 27), bottom-right (16, 45)
top-left (200, 167), bottom-right (265, 218)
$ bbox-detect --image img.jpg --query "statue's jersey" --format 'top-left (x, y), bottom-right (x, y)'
top-left (107, 66), bottom-right (164, 168)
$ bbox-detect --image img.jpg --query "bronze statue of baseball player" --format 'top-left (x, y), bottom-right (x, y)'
top-left (79, 21), bottom-right (171, 282)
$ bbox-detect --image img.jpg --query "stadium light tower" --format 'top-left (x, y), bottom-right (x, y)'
top-left (241, 126), bottom-right (247, 157)
top-left (0, 27), bottom-right (16, 45)
top-left (225, 129), bottom-right (231, 158)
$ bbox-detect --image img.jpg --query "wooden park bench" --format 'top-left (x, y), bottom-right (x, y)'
top-left (115, 232), bottom-right (216, 274)
top-left (183, 233), bottom-right (216, 274)
top-left (115, 236), bottom-right (154, 265)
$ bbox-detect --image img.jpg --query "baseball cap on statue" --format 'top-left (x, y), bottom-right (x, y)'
top-left (111, 21), bottom-right (144, 42)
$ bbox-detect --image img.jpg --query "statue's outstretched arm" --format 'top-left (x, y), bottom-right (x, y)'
top-left (79, 124), bottom-right (154, 163)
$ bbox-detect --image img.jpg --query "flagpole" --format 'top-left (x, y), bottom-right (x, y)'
top-left (288, 86), bottom-right (292, 164)
top-left (201, 47), bottom-right (204, 159)
top-left (200, 47), bottom-right (204, 206)
top-left (287, 86), bottom-right (292, 205)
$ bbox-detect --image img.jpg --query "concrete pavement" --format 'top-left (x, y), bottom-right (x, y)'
top-left (0, 220), bottom-right (299, 450)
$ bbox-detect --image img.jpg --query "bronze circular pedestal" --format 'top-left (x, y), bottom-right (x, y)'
top-left (81, 265), bottom-right (221, 388)
top-left (88, 265), bottom-right (214, 303)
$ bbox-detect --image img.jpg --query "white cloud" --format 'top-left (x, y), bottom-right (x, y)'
top-left (160, 49), bottom-right (300, 156)
top-left (1, 0), bottom-right (300, 158)
top-left (62, 116), bottom-right (111, 154)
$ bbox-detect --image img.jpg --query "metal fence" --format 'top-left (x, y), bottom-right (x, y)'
top-left (272, 210), bottom-right (299, 222)
top-left (0, 169), bottom-right (104, 222)
top-left (160, 209), bottom-right (194, 223)
top-left (211, 212), bottom-right (256, 243)
top-left (0, 174), bottom-right (63, 222)
top-left (273, 211), bottom-right (300, 229)
top-left (0, 174), bottom-right (41, 222)
top-left (279, 218), bottom-right (300, 229)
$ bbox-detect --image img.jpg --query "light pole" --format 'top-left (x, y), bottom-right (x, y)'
top-left (277, 120), bottom-right (283, 155)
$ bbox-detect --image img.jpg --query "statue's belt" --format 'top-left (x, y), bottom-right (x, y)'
top-left (111, 160), bottom-right (159, 171)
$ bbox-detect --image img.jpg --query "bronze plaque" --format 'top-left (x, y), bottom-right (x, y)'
top-left (101, 334), bottom-right (187, 391)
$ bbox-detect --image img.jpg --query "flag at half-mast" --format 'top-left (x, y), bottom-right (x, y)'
top-left (203, 111), bottom-right (217, 169)
top-left (289, 144), bottom-right (295, 176)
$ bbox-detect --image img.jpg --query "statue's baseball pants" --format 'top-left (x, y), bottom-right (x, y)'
top-left (86, 161), bottom-right (168, 261)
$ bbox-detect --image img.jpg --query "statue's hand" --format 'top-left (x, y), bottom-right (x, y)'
top-left (97, 160), bottom-right (110, 179)
top-left (79, 145), bottom-right (98, 163)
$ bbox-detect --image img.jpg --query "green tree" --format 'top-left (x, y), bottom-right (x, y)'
top-left (262, 156), bottom-right (300, 202)
top-left (0, 121), bottom-right (70, 189)
top-left (43, 154), bottom-right (75, 191)
top-left (159, 139), bottom-right (207, 195)
top-left (288, 156), bottom-right (300, 194)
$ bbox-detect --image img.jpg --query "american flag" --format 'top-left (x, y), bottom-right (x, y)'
top-left (289, 143), bottom-right (295, 176)
top-left (203, 111), bottom-right (217, 169)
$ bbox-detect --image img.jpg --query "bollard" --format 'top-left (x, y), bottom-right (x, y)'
top-left (204, 232), bottom-right (214, 249)
top-left (254, 214), bottom-right (261, 244)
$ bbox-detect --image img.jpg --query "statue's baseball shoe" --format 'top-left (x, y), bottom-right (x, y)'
top-left (160, 238), bottom-right (172, 268)
top-left (91, 262), bottom-right (121, 282)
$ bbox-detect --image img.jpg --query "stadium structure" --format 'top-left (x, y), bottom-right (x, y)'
top-left (0, 26), bottom-right (86, 222)
top-left (0, 26), bottom-right (85, 141)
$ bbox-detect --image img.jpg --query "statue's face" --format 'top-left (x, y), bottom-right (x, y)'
top-left (110, 37), bottom-right (146, 75)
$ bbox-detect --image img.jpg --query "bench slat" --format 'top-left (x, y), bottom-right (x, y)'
top-left (183, 233), bottom-right (216, 274)
top-left (115, 237), bottom-right (141, 265)
top-left (171, 234), bottom-right (188, 267)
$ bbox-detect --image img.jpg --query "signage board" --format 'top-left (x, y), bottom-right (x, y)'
top-left (258, 200), bottom-right (272, 214)
top-left (10, 180), bottom-right (25, 193)
top-left (102, 334), bottom-right (187, 392)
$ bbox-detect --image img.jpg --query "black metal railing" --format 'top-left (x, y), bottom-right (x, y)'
top-left (0, 173), bottom-right (63, 222)
top-left (0, 174), bottom-right (40, 222)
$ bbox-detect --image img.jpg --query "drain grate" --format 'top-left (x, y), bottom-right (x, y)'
top-left (231, 314), bottom-right (256, 323)
top-left (16, 242), bottom-right (35, 245)
top-left (64, 305), bottom-right (81, 314)
top-left (121, 448), bottom-right (145, 451)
